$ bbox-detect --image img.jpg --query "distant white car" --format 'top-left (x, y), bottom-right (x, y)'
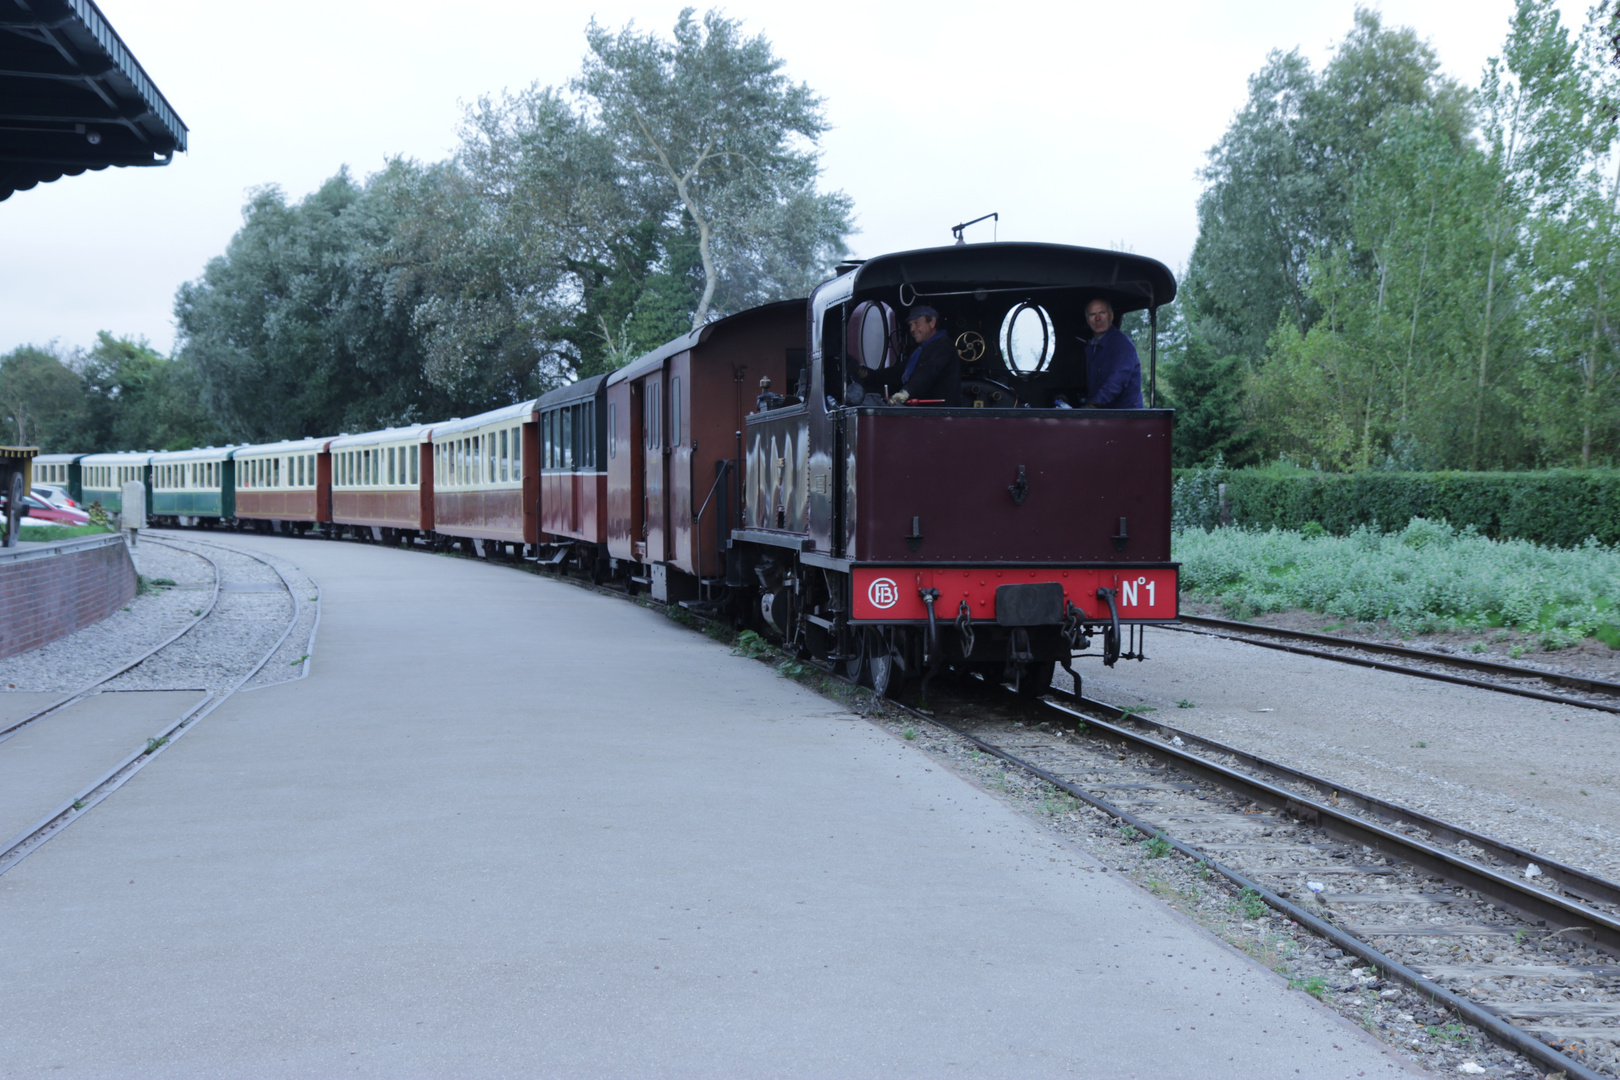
top-left (31, 483), bottom-right (78, 509)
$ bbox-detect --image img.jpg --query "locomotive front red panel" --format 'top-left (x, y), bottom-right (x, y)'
top-left (850, 566), bottom-right (1178, 623)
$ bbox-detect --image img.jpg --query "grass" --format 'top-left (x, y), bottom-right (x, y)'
top-left (1289, 974), bottom-right (1329, 1000)
top-left (1175, 518), bottom-right (1620, 649)
top-left (3, 522), bottom-right (115, 543)
top-left (1424, 1022), bottom-right (1474, 1047)
top-left (1176, 699), bottom-right (1197, 708)
top-left (1140, 831), bottom-right (1172, 858)
top-left (1234, 886), bottom-right (1268, 919)
top-left (900, 725), bottom-right (919, 741)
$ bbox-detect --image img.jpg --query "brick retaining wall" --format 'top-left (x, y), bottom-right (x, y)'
top-left (0, 534), bottom-right (137, 659)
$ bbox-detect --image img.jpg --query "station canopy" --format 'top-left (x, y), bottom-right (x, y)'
top-left (0, 0), bottom-right (187, 201)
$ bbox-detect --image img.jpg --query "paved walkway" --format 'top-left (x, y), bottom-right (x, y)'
top-left (0, 536), bottom-right (1426, 1078)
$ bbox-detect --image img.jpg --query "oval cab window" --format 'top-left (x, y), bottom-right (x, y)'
top-left (1000, 302), bottom-right (1054, 375)
top-left (846, 300), bottom-right (896, 370)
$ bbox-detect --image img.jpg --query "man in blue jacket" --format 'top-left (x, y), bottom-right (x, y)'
top-left (1082, 297), bottom-right (1143, 408)
top-left (888, 305), bottom-right (962, 406)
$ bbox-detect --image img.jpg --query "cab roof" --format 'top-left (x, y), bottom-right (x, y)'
top-left (846, 242), bottom-right (1176, 315)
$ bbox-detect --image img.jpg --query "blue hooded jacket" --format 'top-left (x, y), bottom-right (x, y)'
top-left (1083, 326), bottom-right (1144, 408)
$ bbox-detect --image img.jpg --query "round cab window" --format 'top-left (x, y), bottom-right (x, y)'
top-left (1000, 302), bottom-right (1054, 375)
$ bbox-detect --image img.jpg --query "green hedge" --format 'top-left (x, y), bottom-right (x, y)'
top-left (1172, 467), bottom-right (1620, 547)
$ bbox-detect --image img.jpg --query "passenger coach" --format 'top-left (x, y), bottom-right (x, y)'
top-left (430, 402), bottom-right (538, 556)
top-left (150, 446), bottom-right (234, 526)
top-left (235, 437), bottom-right (329, 533)
top-left (537, 375), bottom-right (608, 577)
top-left (329, 424), bottom-right (434, 542)
top-left (78, 452), bottom-right (151, 514)
top-left (31, 454), bottom-right (83, 503)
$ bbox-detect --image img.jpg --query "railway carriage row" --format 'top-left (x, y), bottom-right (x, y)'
top-left (33, 243), bottom-right (1182, 696)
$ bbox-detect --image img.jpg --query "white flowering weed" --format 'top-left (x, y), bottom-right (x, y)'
top-left (1174, 518), bottom-right (1620, 648)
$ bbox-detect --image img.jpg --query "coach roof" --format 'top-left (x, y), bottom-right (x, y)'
top-left (607, 300), bottom-right (805, 387)
top-left (538, 373), bottom-right (609, 411)
top-left (430, 400), bottom-right (539, 440)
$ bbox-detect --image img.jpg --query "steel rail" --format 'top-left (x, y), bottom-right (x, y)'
top-left (910, 706), bottom-right (1605, 1080)
top-left (1176, 614), bottom-right (1620, 714)
top-left (0, 536), bottom-right (304, 877)
top-left (0, 537), bottom-right (222, 743)
top-left (1047, 685), bottom-right (1620, 910)
top-left (1032, 694), bottom-right (1620, 954)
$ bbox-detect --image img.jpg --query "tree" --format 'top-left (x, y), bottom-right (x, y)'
top-left (1519, 3), bottom-right (1620, 466)
top-left (578, 8), bottom-right (852, 328)
top-left (79, 333), bottom-right (220, 452)
top-left (0, 344), bottom-right (85, 449)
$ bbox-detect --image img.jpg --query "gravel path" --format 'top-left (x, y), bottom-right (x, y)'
top-left (101, 535), bottom-right (296, 695)
top-left (1065, 629), bottom-right (1620, 884)
top-left (0, 541), bottom-right (212, 694)
top-left (0, 534), bottom-right (314, 701)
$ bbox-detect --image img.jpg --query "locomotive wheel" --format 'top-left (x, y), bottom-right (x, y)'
top-left (843, 627), bottom-right (868, 683)
top-left (1015, 660), bottom-right (1056, 698)
top-left (866, 627), bottom-right (907, 699)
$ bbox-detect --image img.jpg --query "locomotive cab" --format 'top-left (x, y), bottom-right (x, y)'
top-left (739, 242), bottom-right (1179, 697)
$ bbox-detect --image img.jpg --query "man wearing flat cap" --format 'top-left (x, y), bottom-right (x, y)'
top-left (888, 306), bottom-right (962, 406)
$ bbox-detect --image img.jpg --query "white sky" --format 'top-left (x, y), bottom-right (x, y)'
top-left (0, 0), bottom-right (1595, 357)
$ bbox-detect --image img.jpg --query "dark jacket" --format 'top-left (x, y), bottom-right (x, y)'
top-left (899, 331), bottom-right (962, 406)
top-left (1083, 326), bottom-right (1143, 408)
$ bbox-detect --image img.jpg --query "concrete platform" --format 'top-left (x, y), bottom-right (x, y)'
top-left (0, 690), bottom-right (205, 843)
top-left (0, 536), bottom-right (1426, 1079)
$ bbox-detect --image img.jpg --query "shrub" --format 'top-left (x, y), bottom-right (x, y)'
top-left (1171, 466), bottom-right (1620, 548)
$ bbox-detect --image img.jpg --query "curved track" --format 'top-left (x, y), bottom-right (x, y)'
top-left (1176, 614), bottom-right (1620, 715)
top-left (0, 536), bottom-right (307, 876)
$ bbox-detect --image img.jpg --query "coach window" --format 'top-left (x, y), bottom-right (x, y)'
top-left (497, 429), bottom-right (507, 481)
top-left (560, 407), bottom-right (573, 470)
top-left (409, 446), bottom-right (418, 484)
top-left (671, 378), bottom-right (682, 448)
top-left (608, 403), bottom-right (616, 459)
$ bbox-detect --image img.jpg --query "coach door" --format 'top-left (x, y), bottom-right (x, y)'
top-left (640, 370), bottom-right (669, 562)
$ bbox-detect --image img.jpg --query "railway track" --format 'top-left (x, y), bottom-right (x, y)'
top-left (0, 536), bottom-right (313, 876)
top-left (1176, 613), bottom-right (1620, 715)
top-left (871, 676), bottom-right (1620, 1080)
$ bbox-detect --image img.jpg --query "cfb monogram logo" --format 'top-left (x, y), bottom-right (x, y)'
top-left (867, 577), bottom-right (900, 610)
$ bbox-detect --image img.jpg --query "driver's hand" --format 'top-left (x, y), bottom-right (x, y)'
top-left (889, 390), bottom-right (910, 405)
